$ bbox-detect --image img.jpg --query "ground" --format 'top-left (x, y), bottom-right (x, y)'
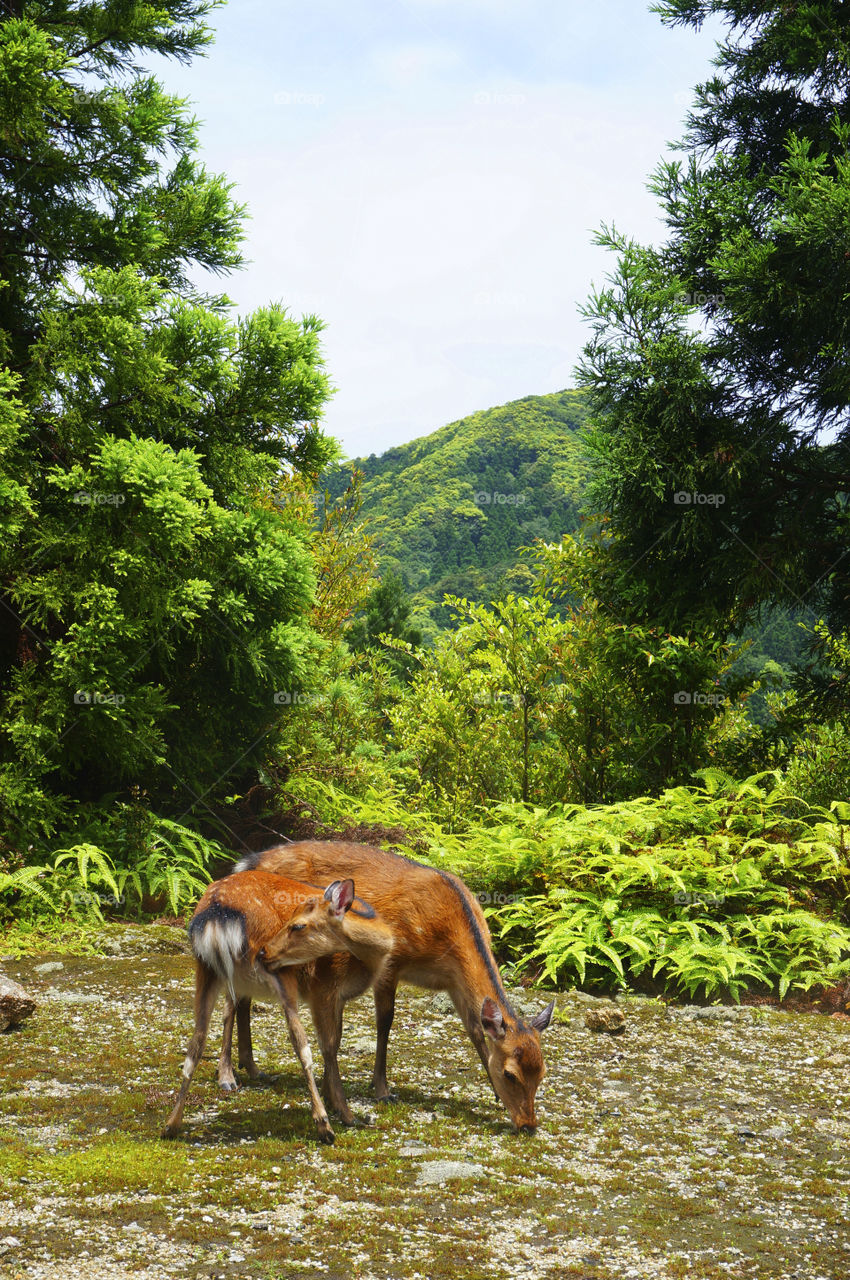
top-left (0, 925), bottom-right (848, 1280)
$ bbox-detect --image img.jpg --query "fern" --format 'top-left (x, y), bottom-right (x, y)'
top-left (274, 770), bottom-right (850, 1002)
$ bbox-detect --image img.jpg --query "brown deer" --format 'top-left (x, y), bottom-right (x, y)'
top-left (163, 869), bottom-right (392, 1143)
top-left (227, 842), bottom-right (554, 1132)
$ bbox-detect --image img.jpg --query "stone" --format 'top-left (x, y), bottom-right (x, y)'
top-left (680, 1005), bottom-right (753, 1022)
top-left (0, 976), bottom-right (36, 1030)
top-left (429, 992), bottom-right (455, 1015)
top-left (33, 960), bottom-right (64, 976)
top-left (347, 1036), bottom-right (377, 1055)
top-left (584, 1006), bottom-right (626, 1035)
top-left (416, 1160), bottom-right (485, 1186)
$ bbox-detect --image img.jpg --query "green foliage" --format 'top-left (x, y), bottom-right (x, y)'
top-left (783, 722), bottom-right (850, 811)
top-left (386, 537), bottom-right (736, 823)
top-left (579, 2), bottom-right (850, 636)
top-left (348, 569), bottom-right (423, 679)
top-left (0, 7), bottom-right (334, 843)
top-left (111, 818), bottom-right (216, 916)
top-left (0, 804), bottom-right (222, 923)
top-left (321, 390), bottom-right (591, 627)
top-left (278, 770), bottom-right (850, 1002)
top-left (0, 0), bottom-right (239, 361)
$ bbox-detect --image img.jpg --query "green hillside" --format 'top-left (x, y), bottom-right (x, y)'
top-left (322, 389), bottom-right (591, 624)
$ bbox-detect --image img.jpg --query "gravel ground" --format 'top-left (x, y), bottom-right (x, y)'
top-left (0, 926), bottom-right (848, 1280)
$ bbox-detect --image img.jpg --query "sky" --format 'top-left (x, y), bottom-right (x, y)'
top-left (156, 0), bottom-right (724, 459)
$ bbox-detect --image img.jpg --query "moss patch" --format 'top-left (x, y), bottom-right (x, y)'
top-left (0, 941), bottom-right (848, 1279)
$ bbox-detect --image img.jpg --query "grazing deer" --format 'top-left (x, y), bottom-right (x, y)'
top-left (163, 870), bottom-right (392, 1144)
top-left (228, 842), bottom-right (554, 1132)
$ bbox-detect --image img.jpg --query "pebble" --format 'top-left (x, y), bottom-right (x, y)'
top-left (416, 1160), bottom-right (486, 1185)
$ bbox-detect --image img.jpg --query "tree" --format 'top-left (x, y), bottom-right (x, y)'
top-left (388, 538), bottom-right (734, 824)
top-left (578, 1), bottom-right (850, 637)
top-left (0, 3), bottom-right (334, 842)
top-left (348, 570), bottom-right (422, 678)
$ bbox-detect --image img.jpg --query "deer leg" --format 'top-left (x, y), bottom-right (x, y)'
top-left (310, 985), bottom-right (356, 1125)
top-left (454, 992), bottom-right (500, 1100)
top-left (235, 997), bottom-right (263, 1079)
top-left (372, 978), bottom-right (398, 1103)
top-left (163, 965), bottom-right (220, 1137)
top-left (263, 967), bottom-right (335, 1145)
top-left (217, 996), bottom-right (239, 1091)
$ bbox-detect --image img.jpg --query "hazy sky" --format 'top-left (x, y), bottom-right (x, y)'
top-left (157, 0), bottom-right (723, 458)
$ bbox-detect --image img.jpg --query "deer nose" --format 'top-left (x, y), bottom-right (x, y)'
top-left (519, 1122), bottom-right (537, 1135)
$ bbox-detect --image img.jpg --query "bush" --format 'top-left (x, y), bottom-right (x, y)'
top-left (783, 722), bottom-right (850, 810)
top-left (275, 770), bottom-right (850, 1003)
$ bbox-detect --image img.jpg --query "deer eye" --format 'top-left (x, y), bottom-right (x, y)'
top-left (503, 1067), bottom-right (521, 1084)
top-left (291, 923), bottom-right (306, 933)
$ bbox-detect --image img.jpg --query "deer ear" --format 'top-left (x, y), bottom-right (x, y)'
top-left (324, 878), bottom-right (355, 917)
top-left (481, 997), bottom-right (506, 1040)
top-left (529, 999), bottom-right (555, 1033)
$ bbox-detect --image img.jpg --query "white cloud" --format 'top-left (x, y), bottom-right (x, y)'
top-left (371, 41), bottom-right (463, 89)
top-left (153, 2), bottom-right (722, 457)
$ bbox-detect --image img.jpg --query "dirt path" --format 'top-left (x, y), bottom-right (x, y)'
top-left (1, 927), bottom-right (848, 1280)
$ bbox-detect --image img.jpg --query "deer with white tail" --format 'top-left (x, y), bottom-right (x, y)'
top-left (228, 842), bottom-right (554, 1132)
top-left (163, 869), bottom-right (393, 1144)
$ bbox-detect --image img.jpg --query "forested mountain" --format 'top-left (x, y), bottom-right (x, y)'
top-left (322, 389), bottom-right (591, 622)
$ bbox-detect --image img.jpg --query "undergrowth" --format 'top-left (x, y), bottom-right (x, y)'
top-left (281, 769), bottom-right (850, 1002)
top-left (0, 805), bottom-right (223, 927)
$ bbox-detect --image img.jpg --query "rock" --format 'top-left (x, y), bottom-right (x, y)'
top-left (33, 961), bottom-right (64, 976)
top-left (0, 976), bottom-right (36, 1030)
top-left (347, 1036), bottom-right (376, 1055)
top-left (679, 1005), bottom-right (753, 1022)
top-left (416, 1160), bottom-right (485, 1186)
top-left (429, 992), bottom-right (455, 1015)
top-left (584, 1006), bottom-right (626, 1035)
top-left (44, 988), bottom-right (101, 1005)
top-left (93, 925), bottom-right (188, 956)
top-left (506, 989), bottom-right (540, 1017)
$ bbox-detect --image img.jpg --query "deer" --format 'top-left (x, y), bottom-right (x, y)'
top-left (163, 869), bottom-right (393, 1144)
top-left (226, 842), bottom-right (554, 1132)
